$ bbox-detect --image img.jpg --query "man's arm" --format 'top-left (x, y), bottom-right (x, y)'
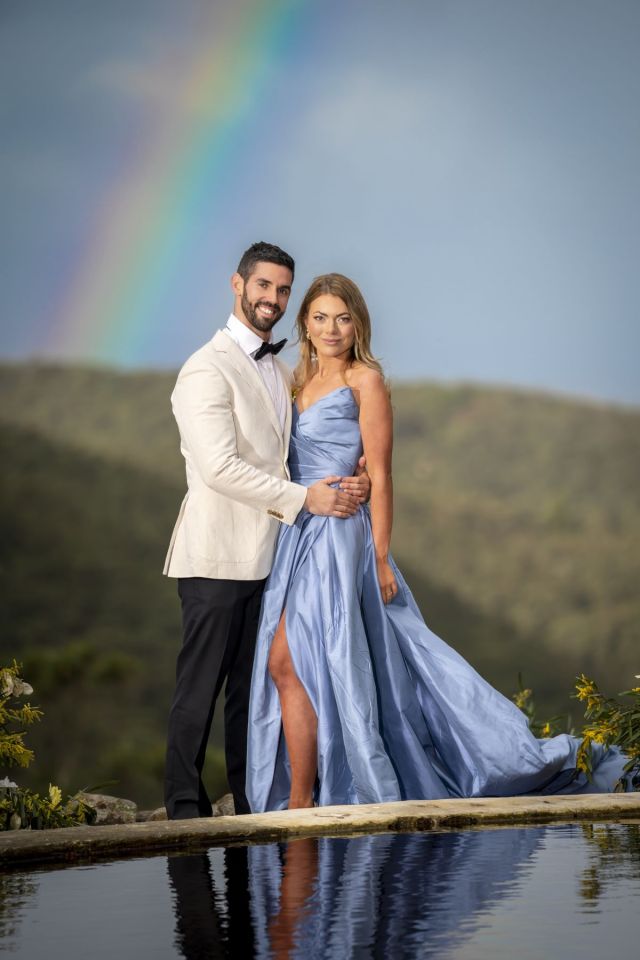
top-left (172, 365), bottom-right (358, 522)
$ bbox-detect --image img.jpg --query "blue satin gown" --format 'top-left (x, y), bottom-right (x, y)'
top-left (246, 386), bottom-right (629, 811)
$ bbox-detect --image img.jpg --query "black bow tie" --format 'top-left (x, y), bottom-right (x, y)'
top-left (252, 338), bottom-right (287, 361)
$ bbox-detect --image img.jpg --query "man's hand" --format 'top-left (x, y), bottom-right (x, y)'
top-left (339, 455), bottom-right (370, 503)
top-left (305, 476), bottom-right (359, 518)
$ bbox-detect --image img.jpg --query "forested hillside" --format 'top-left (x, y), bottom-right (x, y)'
top-left (1, 362), bottom-right (638, 806)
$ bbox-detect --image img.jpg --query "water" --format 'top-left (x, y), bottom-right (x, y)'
top-left (1, 822), bottom-right (638, 958)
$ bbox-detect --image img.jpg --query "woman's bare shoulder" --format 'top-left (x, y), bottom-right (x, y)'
top-left (346, 362), bottom-right (386, 394)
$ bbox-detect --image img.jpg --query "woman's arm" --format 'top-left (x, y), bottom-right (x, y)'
top-left (351, 368), bottom-right (398, 604)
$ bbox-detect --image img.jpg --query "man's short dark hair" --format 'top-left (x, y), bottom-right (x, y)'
top-left (237, 241), bottom-right (295, 282)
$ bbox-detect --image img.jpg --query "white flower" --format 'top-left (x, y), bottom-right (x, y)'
top-left (1, 673), bottom-right (33, 697)
top-left (0, 776), bottom-right (18, 790)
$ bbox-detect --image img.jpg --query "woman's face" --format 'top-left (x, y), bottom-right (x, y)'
top-left (305, 294), bottom-right (356, 361)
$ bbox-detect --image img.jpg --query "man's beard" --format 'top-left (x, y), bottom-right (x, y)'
top-left (241, 290), bottom-right (283, 334)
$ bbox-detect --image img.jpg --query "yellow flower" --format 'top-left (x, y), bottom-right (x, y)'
top-left (576, 736), bottom-right (592, 774)
top-left (48, 783), bottom-right (62, 809)
top-left (583, 722), bottom-right (615, 745)
top-left (513, 689), bottom-right (532, 710)
top-left (575, 675), bottom-right (598, 702)
top-left (541, 722), bottom-right (551, 737)
top-left (1, 670), bottom-right (13, 697)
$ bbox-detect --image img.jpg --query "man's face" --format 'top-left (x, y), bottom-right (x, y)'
top-left (234, 262), bottom-right (293, 334)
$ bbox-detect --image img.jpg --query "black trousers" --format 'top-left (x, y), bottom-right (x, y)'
top-left (164, 576), bottom-right (266, 818)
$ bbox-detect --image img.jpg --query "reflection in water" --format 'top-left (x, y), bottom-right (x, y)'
top-left (579, 822), bottom-right (640, 906)
top-left (266, 838), bottom-right (318, 959)
top-left (167, 847), bottom-right (254, 958)
top-left (249, 830), bottom-right (542, 959)
top-left (2, 824), bottom-right (638, 958)
top-left (167, 829), bottom-right (542, 959)
top-left (0, 872), bottom-right (38, 945)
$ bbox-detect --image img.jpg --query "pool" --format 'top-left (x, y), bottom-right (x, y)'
top-left (1, 822), bottom-right (638, 958)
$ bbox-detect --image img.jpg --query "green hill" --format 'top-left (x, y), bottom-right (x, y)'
top-left (1, 362), bottom-right (638, 805)
top-left (0, 419), bottom-right (226, 805)
top-left (391, 383), bottom-right (639, 676)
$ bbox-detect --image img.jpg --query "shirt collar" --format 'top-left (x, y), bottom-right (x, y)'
top-left (225, 313), bottom-right (271, 358)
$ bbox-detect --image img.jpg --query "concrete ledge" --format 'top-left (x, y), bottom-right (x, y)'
top-left (1, 793), bottom-right (639, 869)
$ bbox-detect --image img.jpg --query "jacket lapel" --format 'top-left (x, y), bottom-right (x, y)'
top-left (212, 329), bottom-right (283, 444)
top-left (275, 356), bottom-right (293, 463)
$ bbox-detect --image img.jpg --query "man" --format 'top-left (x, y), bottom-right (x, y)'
top-left (163, 241), bottom-right (367, 818)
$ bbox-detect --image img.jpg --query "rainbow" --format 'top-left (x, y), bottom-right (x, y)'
top-left (46, 0), bottom-right (308, 363)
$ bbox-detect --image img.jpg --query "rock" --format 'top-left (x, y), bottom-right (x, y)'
top-left (77, 792), bottom-right (137, 825)
top-left (211, 793), bottom-right (235, 817)
top-left (136, 806), bottom-right (168, 822)
top-left (110, 795), bottom-right (233, 824)
top-left (135, 797), bottom-right (235, 821)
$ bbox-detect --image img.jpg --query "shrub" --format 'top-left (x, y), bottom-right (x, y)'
top-left (0, 660), bottom-right (96, 830)
top-left (574, 674), bottom-right (640, 792)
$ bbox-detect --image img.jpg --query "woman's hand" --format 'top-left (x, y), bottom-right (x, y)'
top-left (376, 557), bottom-right (398, 604)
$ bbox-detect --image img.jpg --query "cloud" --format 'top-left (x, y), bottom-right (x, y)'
top-left (303, 66), bottom-right (428, 142)
top-left (285, 61), bottom-right (491, 197)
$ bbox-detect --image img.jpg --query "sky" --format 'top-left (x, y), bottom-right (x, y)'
top-left (1, 0), bottom-right (639, 404)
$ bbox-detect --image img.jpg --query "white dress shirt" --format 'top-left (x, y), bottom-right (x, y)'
top-left (224, 313), bottom-right (288, 432)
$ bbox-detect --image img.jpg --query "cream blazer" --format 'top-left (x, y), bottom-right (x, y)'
top-left (163, 329), bottom-right (307, 580)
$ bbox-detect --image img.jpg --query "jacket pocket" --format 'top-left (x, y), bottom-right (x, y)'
top-left (185, 493), bottom-right (258, 563)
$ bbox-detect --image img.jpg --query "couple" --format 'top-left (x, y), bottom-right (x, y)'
top-left (163, 241), bottom-right (627, 819)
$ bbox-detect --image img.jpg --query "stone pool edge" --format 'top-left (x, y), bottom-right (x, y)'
top-left (1, 793), bottom-right (639, 868)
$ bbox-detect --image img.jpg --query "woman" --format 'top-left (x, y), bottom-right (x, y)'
top-left (246, 274), bottom-right (629, 811)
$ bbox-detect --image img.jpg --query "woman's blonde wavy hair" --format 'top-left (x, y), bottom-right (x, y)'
top-left (293, 273), bottom-right (384, 390)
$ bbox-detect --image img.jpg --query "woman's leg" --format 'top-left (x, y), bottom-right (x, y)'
top-left (268, 610), bottom-right (318, 808)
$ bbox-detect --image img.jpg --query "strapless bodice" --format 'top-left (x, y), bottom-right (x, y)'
top-left (288, 386), bottom-right (363, 484)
